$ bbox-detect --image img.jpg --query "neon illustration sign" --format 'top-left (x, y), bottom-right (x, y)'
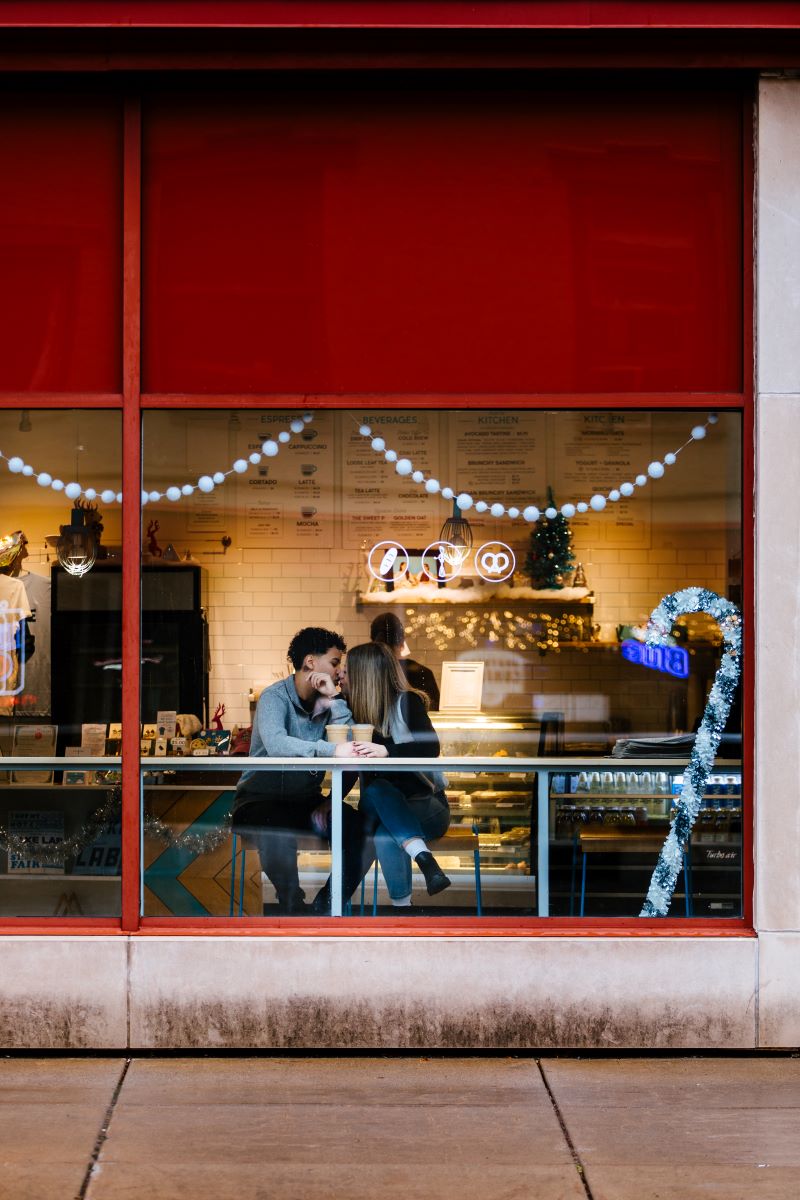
top-left (621, 639), bottom-right (689, 679)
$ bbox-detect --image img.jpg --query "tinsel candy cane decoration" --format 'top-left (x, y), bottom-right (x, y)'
top-left (640, 587), bottom-right (742, 918)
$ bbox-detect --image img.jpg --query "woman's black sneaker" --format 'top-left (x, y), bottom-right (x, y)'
top-left (415, 851), bottom-right (452, 896)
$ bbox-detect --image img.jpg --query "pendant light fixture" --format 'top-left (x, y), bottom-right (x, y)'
top-left (438, 498), bottom-right (474, 568)
top-left (55, 505), bottom-right (97, 578)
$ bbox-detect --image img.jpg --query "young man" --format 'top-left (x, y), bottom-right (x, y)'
top-left (234, 626), bottom-right (373, 915)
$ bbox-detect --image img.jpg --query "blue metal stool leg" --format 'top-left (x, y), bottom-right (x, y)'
top-left (472, 824), bottom-right (483, 916)
top-left (360, 874), bottom-right (366, 916)
top-left (580, 850), bottom-right (588, 917)
top-left (683, 843), bottom-right (694, 918)
top-left (229, 832), bottom-right (237, 917)
top-left (372, 860), bottom-right (379, 916)
top-left (237, 838), bottom-right (246, 916)
top-left (569, 833), bottom-right (578, 917)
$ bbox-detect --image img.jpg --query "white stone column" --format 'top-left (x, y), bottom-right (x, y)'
top-left (756, 76), bottom-right (800, 1045)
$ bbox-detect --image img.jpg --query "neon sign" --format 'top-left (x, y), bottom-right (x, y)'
top-left (621, 639), bottom-right (689, 679)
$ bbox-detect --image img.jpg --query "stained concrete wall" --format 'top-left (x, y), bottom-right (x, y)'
top-left (754, 76), bottom-right (800, 1049)
top-left (0, 76), bottom-right (798, 1051)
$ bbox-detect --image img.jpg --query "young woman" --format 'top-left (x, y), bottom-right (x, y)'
top-left (345, 641), bottom-right (451, 907)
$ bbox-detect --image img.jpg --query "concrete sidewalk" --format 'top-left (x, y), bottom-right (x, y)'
top-left (0, 1056), bottom-right (797, 1199)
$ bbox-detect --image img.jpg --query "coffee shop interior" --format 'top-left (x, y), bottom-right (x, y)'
top-left (0, 405), bottom-right (743, 919)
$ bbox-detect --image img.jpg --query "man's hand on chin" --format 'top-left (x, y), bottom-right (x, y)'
top-left (309, 671), bottom-right (338, 699)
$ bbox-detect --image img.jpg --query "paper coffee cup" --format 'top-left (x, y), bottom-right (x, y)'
top-left (325, 724), bottom-right (349, 744)
top-left (352, 724), bottom-right (374, 743)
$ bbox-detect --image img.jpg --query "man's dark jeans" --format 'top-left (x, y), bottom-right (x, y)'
top-left (233, 789), bottom-right (372, 911)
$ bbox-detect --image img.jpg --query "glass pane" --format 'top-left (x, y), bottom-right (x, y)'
top-left (143, 76), bottom-right (742, 395)
top-left (0, 409), bottom-right (122, 916)
top-left (141, 406), bottom-right (742, 920)
top-left (0, 86), bottom-right (123, 392)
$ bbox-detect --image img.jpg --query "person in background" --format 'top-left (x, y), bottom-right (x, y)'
top-left (345, 641), bottom-right (451, 909)
top-left (370, 611), bottom-right (440, 710)
top-left (233, 627), bottom-right (373, 915)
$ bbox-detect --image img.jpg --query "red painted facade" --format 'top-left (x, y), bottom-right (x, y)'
top-left (0, 2), bottom-right (765, 934)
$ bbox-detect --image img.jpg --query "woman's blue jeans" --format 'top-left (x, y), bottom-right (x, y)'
top-left (359, 779), bottom-right (450, 900)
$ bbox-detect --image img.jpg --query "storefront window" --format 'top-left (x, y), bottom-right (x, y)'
top-left (141, 406), bottom-right (742, 920)
top-left (0, 409), bottom-right (122, 917)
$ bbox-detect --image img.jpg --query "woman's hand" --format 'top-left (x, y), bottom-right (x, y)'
top-left (333, 741), bottom-right (358, 757)
top-left (353, 742), bottom-right (389, 758)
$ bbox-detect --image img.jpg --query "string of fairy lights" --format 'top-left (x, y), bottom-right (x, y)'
top-left (403, 607), bottom-right (592, 653)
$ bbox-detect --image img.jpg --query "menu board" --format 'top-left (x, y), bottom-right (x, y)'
top-left (548, 412), bottom-right (652, 548)
top-left (236, 411), bottom-right (335, 547)
top-left (340, 411), bottom-right (442, 550)
top-left (445, 411), bottom-right (545, 541)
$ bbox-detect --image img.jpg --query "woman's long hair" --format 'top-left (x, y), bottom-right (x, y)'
top-left (346, 642), bottom-right (428, 736)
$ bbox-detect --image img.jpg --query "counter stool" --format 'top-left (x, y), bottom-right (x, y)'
top-left (228, 828), bottom-right (329, 916)
top-left (360, 824), bottom-right (483, 915)
top-left (571, 827), bottom-right (693, 917)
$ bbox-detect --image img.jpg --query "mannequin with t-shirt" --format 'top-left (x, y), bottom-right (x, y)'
top-left (0, 531), bottom-right (33, 705)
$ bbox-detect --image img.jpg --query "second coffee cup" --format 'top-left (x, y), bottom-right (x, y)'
top-left (351, 724), bottom-right (374, 743)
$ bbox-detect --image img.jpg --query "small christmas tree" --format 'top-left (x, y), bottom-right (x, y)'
top-left (524, 487), bottom-right (576, 589)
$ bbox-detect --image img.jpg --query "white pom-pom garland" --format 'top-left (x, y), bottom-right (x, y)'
top-left (0, 409), bottom-right (715, 520)
top-left (545, 506), bottom-right (557, 519)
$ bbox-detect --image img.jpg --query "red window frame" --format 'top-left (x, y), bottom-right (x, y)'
top-left (0, 74), bottom-right (755, 939)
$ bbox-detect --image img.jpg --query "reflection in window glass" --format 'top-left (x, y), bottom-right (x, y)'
top-left (141, 408), bottom-right (742, 920)
top-left (0, 410), bottom-right (121, 916)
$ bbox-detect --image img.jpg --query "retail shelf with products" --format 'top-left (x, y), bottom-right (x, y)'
top-left (0, 781), bottom-right (121, 917)
top-left (548, 768), bottom-right (743, 918)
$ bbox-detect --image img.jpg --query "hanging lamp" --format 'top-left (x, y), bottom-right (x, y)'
top-left (438, 499), bottom-right (473, 567)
